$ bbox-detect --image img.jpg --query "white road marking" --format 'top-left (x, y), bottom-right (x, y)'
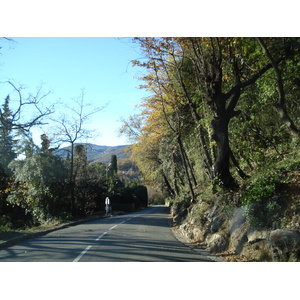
top-left (72, 212), bottom-right (144, 262)
top-left (74, 232), bottom-right (107, 262)
top-left (109, 225), bottom-right (118, 230)
top-left (73, 245), bottom-right (92, 262)
top-left (95, 232), bottom-right (107, 241)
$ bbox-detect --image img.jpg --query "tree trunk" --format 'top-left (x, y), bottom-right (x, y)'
top-left (180, 139), bottom-right (197, 186)
top-left (211, 115), bottom-right (237, 189)
top-left (274, 103), bottom-right (300, 138)
top-left (257, 37), bottom-right (300, 139)
top-left (69, 142), bottom-right (76, 215)
top-left (162, 171), bottom-right (175, 197)
top-left (185, 100), bottom-right (213, 178)
top-left (177, 134), bottom-right (195, 201)
top-left (229, 149), bottom-right (249, 180)
top-left (170, 150), bottom-right (180, 195)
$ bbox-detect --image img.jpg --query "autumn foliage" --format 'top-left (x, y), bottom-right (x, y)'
top-left (122, 37), bottom-right (300, 204)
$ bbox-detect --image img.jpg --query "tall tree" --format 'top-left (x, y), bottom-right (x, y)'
top-left (73, 144), bottom-right (88, 216)
top-left (108, 154), bottom-right (118, 178)
top-left (1, 81), bottom-right (54, 133)
top-left (134, 37), bottom-right (300, 189)
top-left (120, 98), bottom-right (176, 197)
top-left (0, 96), bottom-right (16, 172)
top-left (74, 144), bottom-right (88, 180)
top-left (52, 90), bottom-right (104, 214)
top-left (257, 37), bottom-right (300, 138)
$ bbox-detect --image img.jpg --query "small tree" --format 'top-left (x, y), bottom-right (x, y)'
top-left (7, 135), bottom-right (69, 224)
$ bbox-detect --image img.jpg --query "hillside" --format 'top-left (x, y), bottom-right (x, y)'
top-left (171, 155), bottom-right (300, 262)
top-left (56, 144), bottom-right (130, 164)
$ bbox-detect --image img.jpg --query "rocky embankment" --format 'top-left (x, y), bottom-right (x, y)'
top-left (171, 199), bottom-right (300, 262)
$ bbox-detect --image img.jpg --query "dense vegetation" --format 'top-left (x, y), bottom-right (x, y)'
top-left (0, 128), bottom-right (146, 231)
top-left (121, 37), bottom-right (300, 230)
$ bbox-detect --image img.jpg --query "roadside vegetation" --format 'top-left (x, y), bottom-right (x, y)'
top-left (1, 38), bottom-right (300, 257)
top-left (120, 38), bottom-right (300, 243)
top-left (0, 127), bottom-right (146, 234)
top-left (0, 40), bottom-right (147, 234)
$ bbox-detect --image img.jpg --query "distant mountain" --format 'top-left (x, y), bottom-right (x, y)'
top-left (56, 143), bottom-right (131, 164)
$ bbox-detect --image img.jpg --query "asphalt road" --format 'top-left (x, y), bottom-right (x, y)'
top-left (0, 205), bottom-right (218, 262)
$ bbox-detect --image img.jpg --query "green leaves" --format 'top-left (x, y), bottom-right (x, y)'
top-left (241, 174), bottom-right (282, 228)
top-left (241, 175), bottom-right (280, 205)
top-left (7, 149), bottom-right (69, 223)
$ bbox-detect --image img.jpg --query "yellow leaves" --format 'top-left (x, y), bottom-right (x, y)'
top-left (4, 187), bottom-right (12, 193)
top-left (3, 179), bottom-right (29, 208)
top-left (210, 140), bottom-right (217, 148)
top-left (223, 74), bottom-right (230, 82)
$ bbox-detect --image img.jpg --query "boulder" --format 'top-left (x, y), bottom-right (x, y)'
top-left (270, 229), bottom-right (300, 261)
top-left (192, 227), bottom-right (205, 241)
top-left (210, 216), bottom-right (225, 233)
top-left (173, 207), bottom-right (188, 225)
top-left (206, 232), bottom-right (229, 253)
top-left (207, 198), bottom-right (222, 221)
top-left (247, 229), bottom-right (270, 244)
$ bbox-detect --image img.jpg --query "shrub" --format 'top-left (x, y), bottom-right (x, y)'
top-left (241, 175), bottom-right (283, 228)
top-left (0, 215), bottom-right (12, 231)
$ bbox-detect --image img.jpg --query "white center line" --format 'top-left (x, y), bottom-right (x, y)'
top-left (73, 232), bottom-right (107, 262)
top-left (73, 216), bottom-right (132, 262)
top-left (95, 232), bottom-right (107, 241)
top-left (73, 245), bottom-right (92, 262)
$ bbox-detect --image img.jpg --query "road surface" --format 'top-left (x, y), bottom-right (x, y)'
top-left (0, 205), bottom-right (217, 262)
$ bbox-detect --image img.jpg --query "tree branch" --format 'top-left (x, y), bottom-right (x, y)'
top-left (257, 37), bottom-right (300, 138)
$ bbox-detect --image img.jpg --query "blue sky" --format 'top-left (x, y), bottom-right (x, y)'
top-left (0, 37), bottom-right (148, 146)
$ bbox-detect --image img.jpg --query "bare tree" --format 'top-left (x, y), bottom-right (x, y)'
top-left (0, 81), bottom-right (54, 133)
top-left (52, 90), bottom-right (105, 214)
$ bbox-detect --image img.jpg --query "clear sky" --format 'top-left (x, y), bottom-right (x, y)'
top-left (0, 37), bottom-right (148, 146)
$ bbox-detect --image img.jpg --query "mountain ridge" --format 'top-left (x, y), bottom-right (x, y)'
top-left (56, 143), bottom-right (131, 164)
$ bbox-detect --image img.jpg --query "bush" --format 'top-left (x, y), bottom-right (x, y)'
top-left (0, 215), bottom-right (12, 231)
top-left (241, 175), bottom-right (280, 205)
top-left (241, 174), bottom-right (283, 228)
top-left (132, 185), bottom-right (148, 207)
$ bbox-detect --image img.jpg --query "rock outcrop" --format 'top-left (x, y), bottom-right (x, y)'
top-left (270, 229), bottom-right (300, 261)
top-left (171, 200), bottom-right (300, 261)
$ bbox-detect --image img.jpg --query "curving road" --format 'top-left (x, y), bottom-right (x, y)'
top-left (0, 205), bottom-right (218, 262)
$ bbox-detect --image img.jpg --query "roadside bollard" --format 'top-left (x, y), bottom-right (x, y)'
top-left (105, 197), bottom-right (110, 216)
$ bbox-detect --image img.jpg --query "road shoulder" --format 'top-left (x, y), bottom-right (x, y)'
top-left (170, 222), bottom-right (223, 262)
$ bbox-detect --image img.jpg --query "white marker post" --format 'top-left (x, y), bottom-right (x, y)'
top-left (105, 197), bottom-right (110, 216)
